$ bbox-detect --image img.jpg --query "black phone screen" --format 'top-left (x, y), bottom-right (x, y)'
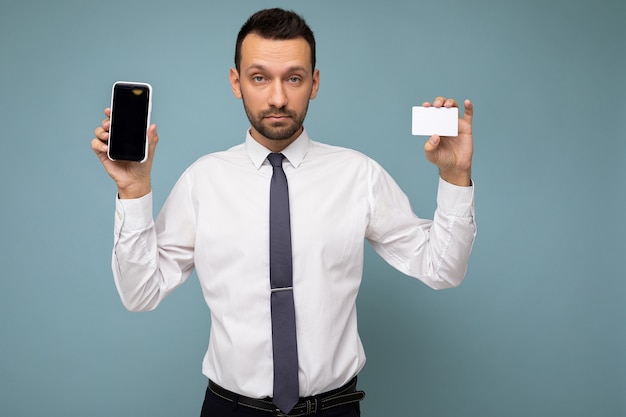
top-left (108, 83), bottom-right (150, 161)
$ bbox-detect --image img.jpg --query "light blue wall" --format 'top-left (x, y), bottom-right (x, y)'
top-left (1, 1), bottom-right (624, 416)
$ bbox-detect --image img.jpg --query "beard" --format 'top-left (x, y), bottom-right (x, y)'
top-left (242, 96), bottom-right (308, 141)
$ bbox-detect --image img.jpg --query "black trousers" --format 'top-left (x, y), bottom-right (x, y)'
top-left (200, 385), bottom-right (361, 417)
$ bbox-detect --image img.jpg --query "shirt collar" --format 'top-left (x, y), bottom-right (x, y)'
top-left (245, 128), bottom-right (311, 169)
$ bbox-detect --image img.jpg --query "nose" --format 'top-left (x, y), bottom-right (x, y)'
top-left (268, 80), bottom-right (288, 108)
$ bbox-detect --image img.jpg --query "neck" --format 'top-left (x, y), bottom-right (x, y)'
top-left (249, 127), bottom-right (303, 153)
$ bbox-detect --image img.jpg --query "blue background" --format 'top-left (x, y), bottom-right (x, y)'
top-left (1, 1), bottom-right (624, 416)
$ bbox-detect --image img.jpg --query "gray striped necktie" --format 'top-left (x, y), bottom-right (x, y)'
top-left (267, 152), bottom-right (299, 414)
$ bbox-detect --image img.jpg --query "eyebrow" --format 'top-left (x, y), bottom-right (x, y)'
top-left (246, 64), bottom-right (309, 74)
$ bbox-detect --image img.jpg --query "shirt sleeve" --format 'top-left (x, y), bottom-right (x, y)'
top-left (112, 173), bottom-right (197, 311)
top-left (365, 161), bottom-right (476, 289)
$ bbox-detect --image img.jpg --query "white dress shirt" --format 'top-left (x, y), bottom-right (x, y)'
top-left (112, 129), bottom-right (476, 398)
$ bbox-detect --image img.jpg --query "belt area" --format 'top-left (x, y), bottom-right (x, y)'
top-left (208, 377), bottom-right (365, 416)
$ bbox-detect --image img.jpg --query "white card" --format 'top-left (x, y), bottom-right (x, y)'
top-left (412, 106), bottom-right (458, 136)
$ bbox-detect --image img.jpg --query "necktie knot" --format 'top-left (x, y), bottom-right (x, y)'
top-left (268, 153), bottom-right (285, 168)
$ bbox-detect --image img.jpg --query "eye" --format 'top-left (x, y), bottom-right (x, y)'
top-left (287, 76), bottom-right (301, 84)
top-left (252, 75), bottom-right (266, 83)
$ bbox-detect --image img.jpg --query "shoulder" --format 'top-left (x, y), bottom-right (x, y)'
top-left (178, 143), bottom-right (249, 179)
top-left (307, 140), bottom-right (388, 174)
top-left (190, 143), bottom-right (246, 167)
top-left (308, 140), bottom-right (373, 163)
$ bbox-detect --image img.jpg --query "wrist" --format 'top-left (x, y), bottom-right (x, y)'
top-left (439, 169), bottom-right (472, 187)
top-left (117, 182), bottom-right (151, 199)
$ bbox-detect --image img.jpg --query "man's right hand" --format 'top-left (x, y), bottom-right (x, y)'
top-left (91, 108), bottom-right (159, 199)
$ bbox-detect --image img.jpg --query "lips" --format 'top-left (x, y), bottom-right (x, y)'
top-left (264, 115), bottom-right (292, 125)
top-left (261, 108), bottom-right (294, 118)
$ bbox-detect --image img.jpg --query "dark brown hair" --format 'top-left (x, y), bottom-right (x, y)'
top-left (234, 8), bottom-right (316, 73)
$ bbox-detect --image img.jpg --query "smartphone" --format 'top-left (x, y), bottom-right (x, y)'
top-left (108, 81), bottom-right (152, 162)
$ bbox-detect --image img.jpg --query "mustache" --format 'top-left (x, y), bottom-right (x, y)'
top-left (260, 107), bottom-right (296, 118)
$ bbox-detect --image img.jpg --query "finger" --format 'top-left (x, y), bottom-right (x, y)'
top-left (463, 99), bottom-right (473, 123)
top-left (443, 98), bottom-right (458, 108)
top-left (91, 137), bottom-right (108, 155)
top-left (432, 97), bottom-right (446, 107)
top-left (104, 107), bottom-right (111, 117)
top-left (94, 126), bottom-right (109, 141)
top-left (101, 117), bottom-right (110, 132)
top-left (424, 97), bottom-right (460, 108)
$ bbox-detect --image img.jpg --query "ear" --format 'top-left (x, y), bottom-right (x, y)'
top-left (229, 68), bottom-right (242, 99)
top-left (309, 69), bottom-right (320, 100)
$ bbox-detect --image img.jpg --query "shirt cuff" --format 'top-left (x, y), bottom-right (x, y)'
top-left (436, 178), bottom-right (475, 217)
top-left (114, 192), bottom-right (154, 232)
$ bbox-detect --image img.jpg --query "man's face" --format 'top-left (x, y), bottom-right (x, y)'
top-left (230, 33), bottom-right (320, 150)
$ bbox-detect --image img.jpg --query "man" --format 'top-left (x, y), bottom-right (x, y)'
top-left (92, 8), bottom-right (476, 417)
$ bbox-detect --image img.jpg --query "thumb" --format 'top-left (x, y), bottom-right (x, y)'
top-left (423, 134), bottom-right (440, 165)
top-left (424, 134), bottom-right (440, 152)
top-left (147, 124), bottom-right (159, 161)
